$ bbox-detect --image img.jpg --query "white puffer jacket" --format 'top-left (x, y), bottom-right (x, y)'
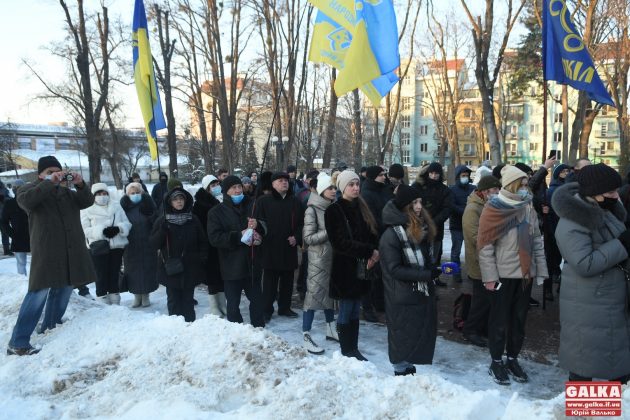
top-left (81, 200), bottom-right (131, 250)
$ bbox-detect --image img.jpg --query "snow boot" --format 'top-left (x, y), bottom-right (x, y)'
top-left (109, 293), bottom-right (121, 305)
top-left (216, 292), bottom-right (227, 317)
top-left (97, 295), bottom-right (111, 305)
top-left (488, 360), bottom-right (510, 385)
top-left (7, 345), bottom-right (40, 356)
top-left (132, 294), bottom-right (142, 308)
top-left (505, 358), bottom-right (529, 383)
top-left (303, 332), bottom-right (324, 355)
top-left (141, 294), bottom-right (151, 307)
top-left (326, 322), bottom-right (339, 342)
top-left (348, 319), bottom-right (368, 361)
top-left (208, 293), bottom-right (223, 317)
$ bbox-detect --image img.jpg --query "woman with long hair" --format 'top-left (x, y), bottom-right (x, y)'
top-left (478, 165), bottom-right (548, 385)
top-left (324, 170), bottom-right (378, 360)
top-left (379, 185), bottom-right (437, 375)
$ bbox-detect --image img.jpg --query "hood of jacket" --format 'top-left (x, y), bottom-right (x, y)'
top-left (466, 190), bottom-right (486, 208)
top-left (307, 190), bottom-right (333, 211)
top-left (551, 164), bottom-right (571, 185)
top-left (455, 164), bottom-right (472, 179)
top-left (381, 200), bottom-right (408, 227)
top-left (164, 188), bottom-right (194, 214)
top-left (194, 186), bottom-right (219, 208)
top-left (551, 182), bottom-right (627, 230)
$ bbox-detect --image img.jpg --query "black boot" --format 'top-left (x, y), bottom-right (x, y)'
top-left (543, 279), bottom-right (554, 302)
top-left (3, 245), bottom-right (13, 256)
top-left (337, 322), bottom-right (353, 356)
top-left (347, 319), bottom-right (368, 361)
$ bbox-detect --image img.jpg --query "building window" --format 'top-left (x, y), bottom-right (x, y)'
top-left (57, 139), bottom-right (72, 150)
top-left (553, 132), bottom-right (562, 143)
top-left (462, 143), bottom-right (475, 156)
top-left (402, 150), bottom-right (410, 164)
top-left (18, 137), bottom-right (32, 149)
top-left (554, 112), bottom-right (563, 123)
top-left (401, 97), bottom-right (412, 111)
top-left (464, 160), bottom-right (473, 166)
top-left (464, 108), bottom-right (472, 118)
top-left (400, 115), bottom-right (410, 128)
top-left (529, 142), bottom-right (538, 151)
top-left (419, 125), bottom-right (429, 135)
top-left (403, 76), bottom-right (412, 86)
top-left (607, 141), bottom-right (615, 150)
top-left (420, 107), bottom-right (429, 117)
top-left (529, 124), bottom-right (540, 134)
top-left (420, 143), bottom-right (428, 152)
top-left (400, 132), bottom-right (410, 146)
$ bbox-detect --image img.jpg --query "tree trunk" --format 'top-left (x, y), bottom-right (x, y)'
top-left (569, 92), bottom-right (589, 162)
top-left (480, 91), bottom-right (502, 164)
top-left (579, 107), bottom-right (599, 158)
top-left (323, 68), bottom-right (337, 168)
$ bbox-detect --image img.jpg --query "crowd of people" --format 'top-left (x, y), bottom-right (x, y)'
top-left (4, 155), bottom-right (630, 387)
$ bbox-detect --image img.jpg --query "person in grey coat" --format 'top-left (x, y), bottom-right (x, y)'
top-left (301, 173), bottom-right (339, 355)
top-left (120, 182), bottom-right (159, 308)
top-left (552, 163), bottom-right (630, 384)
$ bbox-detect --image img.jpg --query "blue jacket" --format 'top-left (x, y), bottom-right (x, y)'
top-left (448, 165), bottom-right (475, 230)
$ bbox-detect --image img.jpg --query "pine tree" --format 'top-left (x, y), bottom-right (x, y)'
top-left (508, 2), bottom-right (543, 98)
top-left (245, 137), bottom-right (259, 173)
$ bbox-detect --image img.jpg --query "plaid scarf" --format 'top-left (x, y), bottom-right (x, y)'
top-left (477, 192), bottom-right (534, 283)
top-left (166, 212), bottom-right (193, 225)
top-left (392, 225), bottom-right (430, 296)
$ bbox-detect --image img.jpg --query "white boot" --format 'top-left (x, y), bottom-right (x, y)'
top-left (208, 294), bottom-right (223, 317)
top-left (98, 295), bottom-right (111, 305)
top-left (326, 322), bottom-right (340, 342)
top-left (303, 332), bottom-right (324, 355)
top-left (132, 294), bottom-right (142, 308)
top-left (216, 292), bottom-right (227, 317)
top-left (109, 293), bottom-right (121, 305)
top-left (141, 294), bottom-right (151, 307)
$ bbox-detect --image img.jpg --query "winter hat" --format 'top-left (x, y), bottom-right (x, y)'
top-left (305, 170), bottom-right (320, 181)
top-left (514, 162), bottom-right (533, 176)
top-left (168, 188), bottom-right (186, 201)
top-left (241, 176), bottom-right (252, 185)
top-left (492, 163), bottom-right (506, 180)
top-left (221, 175), bottom-right (243, 194)
top-left (336, 170), bottom-right (360, 194)
top-left (366, 166), bottom-right (383, 180)
top-left (167, 178), bottom-right (183, 191)
top-left (476, 175), bottom-right (502, 192)
top-left (394, 184), bottom-right (421, 210)
top-left (577, 163), bottom-right (622, 197)
top-left (359, 166), bottom-right (367, 174)
top-left (125, 182), bottom-right (143, 194)
top-left (500, 165), bottom-right (528, 188)
top-left (201, 174), bottom-right (218, 190)
top-left (91, 183), bottom-right (108, 195)
top-left (552, 164), bottom-right (571, 180)
top-left (37, 155), bottom-right (62, 174)
top-left (389, 163), bottom-right (405, 179)
top-left (316, 173), bottom-right (333, 196)
top-left (271, 172), bottom-right (290, 182)
top-left (286, 165), bottom-right (297, 174)
top-left (427, 162), bottom-right (443, 176)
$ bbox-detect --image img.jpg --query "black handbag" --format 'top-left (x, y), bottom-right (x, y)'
top-left (340, 207), bottom-right (371, 281)
top-left (162, 229), bottom-right (185, 276)
top-left (89, 214), bottom-right (115, 256)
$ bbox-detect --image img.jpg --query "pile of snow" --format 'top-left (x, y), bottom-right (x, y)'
top-left (0, 258), bottom-right (626, 418)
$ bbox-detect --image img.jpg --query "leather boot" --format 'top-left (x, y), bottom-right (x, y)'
top-left (337, 323), bottom-right (353, 356)
top-left (348, 319), bottom-right (368, 361)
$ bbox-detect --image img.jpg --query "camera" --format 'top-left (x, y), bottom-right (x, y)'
top-left (62, 172), bottom-right (74, 182)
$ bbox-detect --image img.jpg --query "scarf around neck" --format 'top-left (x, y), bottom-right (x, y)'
top-left (392, 225), bottom-right (430, 296)
top-left (166, 212), bottom-right (193, 225)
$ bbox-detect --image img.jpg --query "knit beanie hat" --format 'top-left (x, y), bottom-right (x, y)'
top-left (167, 178), bottom-right (183, 191)
top-left (389, 163), bottom-right (405, 179)
top-left (241, 176), bottom-right (252, 185)
top-left (125, 182), bottom-right (143, 194)
top-left (221, 175), bottom-right (243, 194)
top-left (577, 163), bottom-right (622, 197)
top-left (492, 163), bottom-right (506, 180)
top-left (316, 173), bottom-right (333, 196)
top-left (500, 165), bottom-right (528, 188)
top-left (476, 175), bottom-right (502, 192)
top-left (514, 162), bottom-right (533, 175)
top-left (393, 184), bottom-right (421, 210)
top-left (201, 174), bottom-right (218, 190)
top-left (366, 166), bottom-right (383, 180)
top-left (427, 162), bottom-right (443, 175)
top-left (286, 165), bottom-right (297, 174)
top-left (336, 170), bottom-right (359, 194)
top-left (38, 156), bottom-right (62, 174)
top-left (91, 183), bottom-right (108, 194)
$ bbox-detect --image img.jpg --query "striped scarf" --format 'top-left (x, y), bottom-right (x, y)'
top-left (392, 225), bottom-right (430, 296)
top-left (166, 212), bottom-right (193, 225)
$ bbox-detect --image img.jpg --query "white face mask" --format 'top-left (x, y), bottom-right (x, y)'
top-left (95, 195), bottom-right (110, 206)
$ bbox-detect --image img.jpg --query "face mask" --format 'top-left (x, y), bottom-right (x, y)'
top-left (129, 194), bottom-right (142, 204)
top-left (231, 193), bottom-right (244, 205)
top-left (488, 193), bottom-right (499, 201)
top-left (517, 188), bottom-right (531, 200)
top-left (95, 196), bottom-right (110, 206)
top-left (211, 186), bottom-right (222, 197)
top-left (460, 177), bottom-right (469, 185)
top-left (598, 197), bottom-right (618, 211)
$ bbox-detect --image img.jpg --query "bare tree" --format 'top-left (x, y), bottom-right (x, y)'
top-left (0, 122), bottom-right (20, 177)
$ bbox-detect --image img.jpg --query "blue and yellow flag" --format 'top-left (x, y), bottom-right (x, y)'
top-left (543, 0), bottom-right (614, 105)
top-left (133, 0), bottom-right (167, 160)
top-left (308, 4), bottom-right (399, 106)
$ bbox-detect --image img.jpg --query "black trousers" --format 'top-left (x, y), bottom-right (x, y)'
top-left (92, 248), bottom-right (124, 297)
top-left (262, 269), bottom-right (294, 315)
top-left (224, 277), bottom-right (265, 328)
top-left (543, 228), bottom-right (563, 277)
top-left (296, 250), bottom-right (308, 296)
top-left (487, 278), bottom-right (533, 361)
top-left (432, 229), bottom-right (444, 266)
top-left (166, 286), bottom-right (196, 322)
top-left (463, 277), bottom-right (491, 337)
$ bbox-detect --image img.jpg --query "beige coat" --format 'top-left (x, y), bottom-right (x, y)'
top-left (462, 192), bottom-right (485, 280)
top-left (478, 192), bottom-right (548, 283)
top-left (302, 192), bottom-right (334, 311)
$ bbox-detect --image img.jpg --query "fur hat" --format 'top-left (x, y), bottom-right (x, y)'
top-left (577, 163), bottom-right (622, 197)
top-left (336, 170), bottom-right (360, 194)
top-left (316, 173), bottom-right (333, 196)
top-left (271, 172), bottom-right (290, 182)
top-left (38, 156), bottom-right (62, 174)
top-left (500, 165), bottom-right (528, 188)
top-left (125, 182), bottom-right (143, 194)
top-left (394, 184), bottom-right (421, 210)
top-left (476, 175), bottom-right (502, 192)
top-left (91, 183), bottom-right (108, 195)
top-left (221, 175), bottom-right (243, 194)
top-left (202, 174), bottom-right (218, 190)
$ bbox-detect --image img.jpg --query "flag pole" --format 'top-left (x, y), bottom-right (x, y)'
top-left (542, 82), bottom-right (548, 163)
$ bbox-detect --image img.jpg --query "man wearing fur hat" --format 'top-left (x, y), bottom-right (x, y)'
top-left (7, 156), bottom-right (97, 356)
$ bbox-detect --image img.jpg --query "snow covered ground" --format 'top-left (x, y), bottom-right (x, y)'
top-left (0, 255), bottom-right (628, 419)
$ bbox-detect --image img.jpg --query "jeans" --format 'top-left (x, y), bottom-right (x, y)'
top-left (337, 299), bottom-right (361, 325)
top-left (450, 229), bottom-right (464, 264)
top-left (166, 287), bottom-right (196, 322)
top-left (15, 252), bottom-right (27, 276)
top-left (9, 286), bottom-right (73, 348)
top-left (262, 269), bottom-right (294, 315)
top-left (302, 309), bottom-right (334, 332)
top-left (393, 361), bottom-right (414, 373)
top-left (224, 277), bottom-right (265, 328)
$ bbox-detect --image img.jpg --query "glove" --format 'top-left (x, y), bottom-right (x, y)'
top-left (103, 226), bottom-right (120, 238)
top-left (618, 229), bottom-right (630, 253)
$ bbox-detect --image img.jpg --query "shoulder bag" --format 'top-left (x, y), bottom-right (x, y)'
top-left (339, 205), bottom-right (370, 281)
top-left (90, 214), bottom-right (115, 256)
top-left (162, 229), bottom-right (185, 276)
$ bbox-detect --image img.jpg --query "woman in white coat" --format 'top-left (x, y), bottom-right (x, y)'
top-left (81, 183), bottom-right (131, 304)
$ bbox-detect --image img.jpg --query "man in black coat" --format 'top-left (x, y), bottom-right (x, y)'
top-left (448, 165), bottom-right (475, 283)
top-left (151, 171), bottom-right (169, 208)
top-left (207, 176), bottom-right (265, 327)
top-left (254, 172), bottom-right (304, 320)
top-left (1, 180), bottom-right (30, 275)
top-left (412, 162), bottom-right (453, 286)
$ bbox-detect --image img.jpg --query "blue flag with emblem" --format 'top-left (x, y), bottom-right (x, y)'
top-left (542, 0), bottom-right (614, 105)
top-left (133, 0), bottom-right (167, 160)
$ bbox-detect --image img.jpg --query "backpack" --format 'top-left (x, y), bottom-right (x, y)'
top-left (453, 293), bottom-right (472, 331)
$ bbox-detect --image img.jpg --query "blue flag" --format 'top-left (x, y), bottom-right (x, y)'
top-left (542, 0), bottom-right (614, 105)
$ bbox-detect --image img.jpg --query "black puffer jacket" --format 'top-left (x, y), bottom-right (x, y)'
top-left (448, 165), bottom-right (475, 230)
top-left (150, 188), bottom-right (208, 289)
top-left (361, 178), bottom-right (393, 234)
top-left (379, 201), bottom-right (436, 364)
top-left (192, 187), bottom-right (222, 285)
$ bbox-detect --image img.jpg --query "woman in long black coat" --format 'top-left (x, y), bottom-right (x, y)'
top-left (1, 182), bottom-right (30, 275)
top-left (379, 185), bottom-right (437, 376)
top-left (120, 182), bottom-right (159, 308)
top-left (150, 187), bottom-right (208, 322)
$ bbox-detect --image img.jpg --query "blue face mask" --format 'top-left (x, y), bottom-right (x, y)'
top-left (211, 186), bottom-right (222, 197)
top-left (460, 177), bottom-right (469, 185)
top-left (517, 188), bottom-right (531, 200)
top-left (231, 193), bottom-right (244, 205)
top-left (130, 194), bottom-right (142, 204)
